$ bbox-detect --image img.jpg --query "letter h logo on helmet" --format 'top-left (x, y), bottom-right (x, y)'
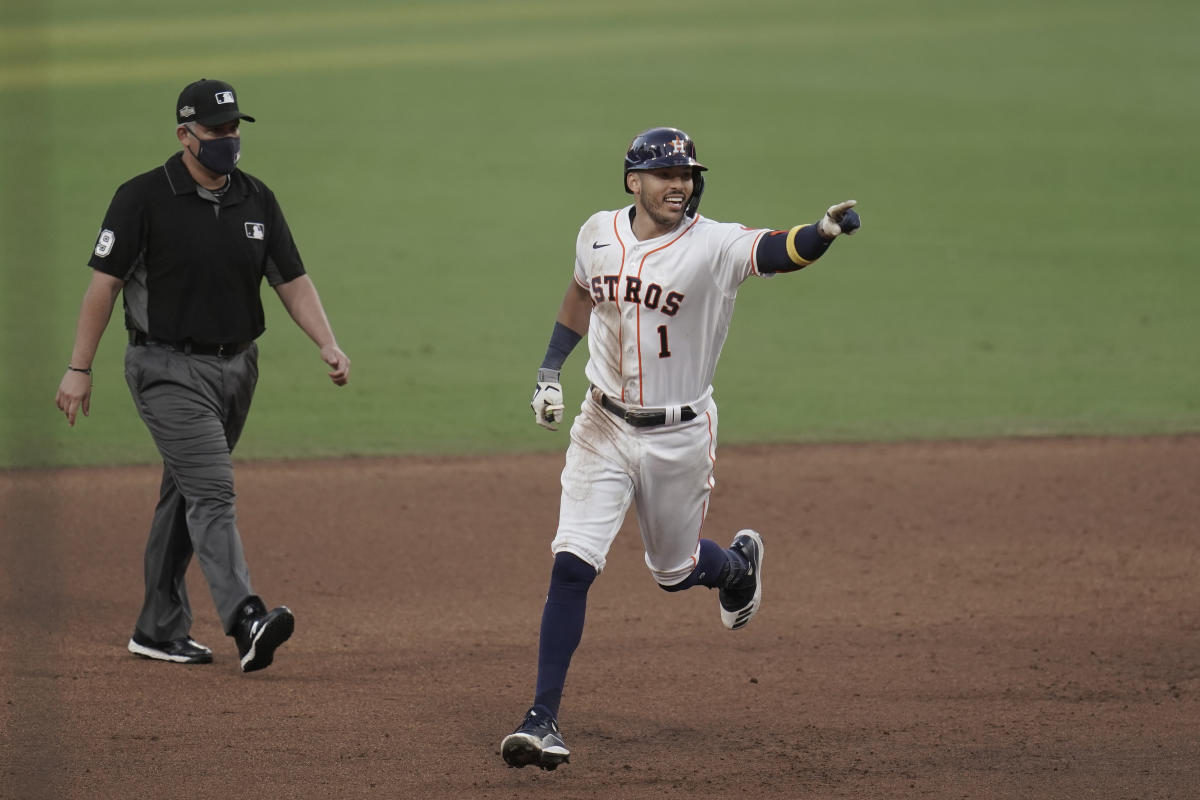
top-left (624, 128), bottom-right (704, 171)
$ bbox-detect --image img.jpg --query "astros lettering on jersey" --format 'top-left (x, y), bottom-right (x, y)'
top-left (575, 207), bottom-right (770, 410)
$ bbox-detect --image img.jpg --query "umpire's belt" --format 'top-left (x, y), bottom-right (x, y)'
top-left (591, 386), bottom-right (698, 428)
top-left (129, 330), bottom-right (252, 358)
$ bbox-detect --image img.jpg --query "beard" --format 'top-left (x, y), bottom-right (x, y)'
top-left (639, 193), bottom-right (687, 230)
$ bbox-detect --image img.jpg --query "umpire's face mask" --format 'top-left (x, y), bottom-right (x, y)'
top-left (186, 126), bottom-right (241, 175)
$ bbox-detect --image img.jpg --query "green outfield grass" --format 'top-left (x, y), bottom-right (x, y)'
top-left (2, 0), bottom-right (1196, 468)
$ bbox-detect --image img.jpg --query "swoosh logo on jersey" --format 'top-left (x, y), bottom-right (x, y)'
top-left (592, 241), bottom-right (611, 249)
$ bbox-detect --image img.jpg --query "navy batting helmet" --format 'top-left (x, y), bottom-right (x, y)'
top-left (623, 126), bottom-right (707, 216)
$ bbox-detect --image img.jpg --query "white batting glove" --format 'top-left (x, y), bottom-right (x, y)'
top-left (817, 199), bottom-right (861, 240)
top-left (531, 368), bottom-right (565, 431)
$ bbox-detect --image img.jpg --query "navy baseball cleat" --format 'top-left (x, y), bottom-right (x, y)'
top-left (501, 706), bottom-right (570, 770)
top-left (233, 598), bottom-right (294, 673)
top-left (128, 631), bottom-right (213, 664)
top-left (719, 530), bottom-right (764, 630)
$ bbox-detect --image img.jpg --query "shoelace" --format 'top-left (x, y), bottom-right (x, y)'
top-left (523, 710), bottom-right (557, 733)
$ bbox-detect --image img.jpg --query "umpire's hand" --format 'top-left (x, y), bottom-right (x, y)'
top-left (56, 369), bottom-right (93, 426)
top-left (322, 344), bottom-right (351, 386)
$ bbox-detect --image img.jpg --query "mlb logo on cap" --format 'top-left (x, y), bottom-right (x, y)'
top-left (176, 78), bottom-right (256, 126)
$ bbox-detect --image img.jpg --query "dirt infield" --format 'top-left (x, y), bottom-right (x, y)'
top-left (2, 436), bottom-right (1198, 799)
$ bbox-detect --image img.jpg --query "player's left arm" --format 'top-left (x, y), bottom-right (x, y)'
top-left (756, 200), bottom-right (861, 274)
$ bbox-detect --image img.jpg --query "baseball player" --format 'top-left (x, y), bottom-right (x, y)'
top-left (54, 79), bottom-right (350, 673)
top-left (501, 126), bottom-right (861, 769)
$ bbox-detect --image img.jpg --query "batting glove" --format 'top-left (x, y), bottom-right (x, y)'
top-left (531, 368), bottom-right (565, 431)
top-left (817, 199), bottom-right (861, 240)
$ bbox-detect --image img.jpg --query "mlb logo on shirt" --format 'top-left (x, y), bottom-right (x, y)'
top-left (245, 222), bottom-right (265, 240)
top-left (215, 91), bottom-right (235, 105)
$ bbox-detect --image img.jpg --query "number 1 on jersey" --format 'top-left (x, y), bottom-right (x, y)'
top-left (656, 325), bottom-right (672, 358)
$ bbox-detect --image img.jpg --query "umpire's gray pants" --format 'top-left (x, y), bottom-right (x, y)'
top-left (124, 342), bottom-right (260, 639)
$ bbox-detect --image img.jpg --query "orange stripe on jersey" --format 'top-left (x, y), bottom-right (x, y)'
top-left (633, 215), bottom-right (700, 404)
top-left (611, 211), bottom-right (629, 401)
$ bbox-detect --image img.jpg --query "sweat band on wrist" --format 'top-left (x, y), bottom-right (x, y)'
top-left (541, 322), bottom-right (582, 371)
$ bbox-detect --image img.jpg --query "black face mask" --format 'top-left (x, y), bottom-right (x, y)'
top-left (186, 128), bottom-right (241, 175)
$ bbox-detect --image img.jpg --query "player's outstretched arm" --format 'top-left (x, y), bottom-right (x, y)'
top-left (531, 280), bottom-right (590, 431)
top-left (755, 199), bottom-right (862, 274)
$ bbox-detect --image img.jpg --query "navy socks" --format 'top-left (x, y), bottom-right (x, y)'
top-left (661, 538), bottom-right (739, 591)
top-left (531, 541), bottom-right (745, 718)
top-left (533, 552), bottom-right (596, 718)
top-left (693, 538), bottom-right (736, 588)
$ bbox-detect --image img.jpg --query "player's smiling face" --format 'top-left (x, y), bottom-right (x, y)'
top-left (628, 166), bottom-right (693, 238)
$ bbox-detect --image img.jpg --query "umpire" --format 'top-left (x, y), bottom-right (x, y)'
top-left (55, 78), bottom-right (351, 673)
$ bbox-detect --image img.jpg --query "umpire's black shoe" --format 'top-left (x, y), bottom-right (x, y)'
top-left (128, 631), bottom-right (213, 664)
top-left (719, 529), bottom-right (764, 630)
top-left (501, 706), bottom-right (570, 770)
top-left (233, 597), bottom-right (294, 673)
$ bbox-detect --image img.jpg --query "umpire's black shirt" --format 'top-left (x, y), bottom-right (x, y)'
top-left (88, 152), bottom-right (306, 344)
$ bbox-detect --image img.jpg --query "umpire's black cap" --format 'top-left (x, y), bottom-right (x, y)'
top-left (176, 79), bottom-right (256, 126)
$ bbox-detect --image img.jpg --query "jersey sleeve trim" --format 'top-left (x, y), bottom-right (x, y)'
top-left (748, 229), bottom-right (769, 277)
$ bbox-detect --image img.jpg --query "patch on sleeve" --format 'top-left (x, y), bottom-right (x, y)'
top-left (94, 229), bottom-right (116, 257)
top-left (244, 222), bottom-right (265, 240)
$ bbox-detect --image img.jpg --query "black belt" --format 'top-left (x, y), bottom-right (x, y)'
top-left (594, 388), bottom-right (697, 428)
top-left (129, 330), bottom-right (252, 357)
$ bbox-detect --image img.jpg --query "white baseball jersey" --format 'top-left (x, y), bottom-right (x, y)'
top-left (552, 205), bottom-right (775, 583)
top-left (574, 206), bottom-right (773, 409)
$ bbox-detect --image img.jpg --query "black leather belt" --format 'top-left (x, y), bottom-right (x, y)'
top-left (129, 330), bottom-right (252, 357)
top-left (594, 388), bottom-right (697, 428)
